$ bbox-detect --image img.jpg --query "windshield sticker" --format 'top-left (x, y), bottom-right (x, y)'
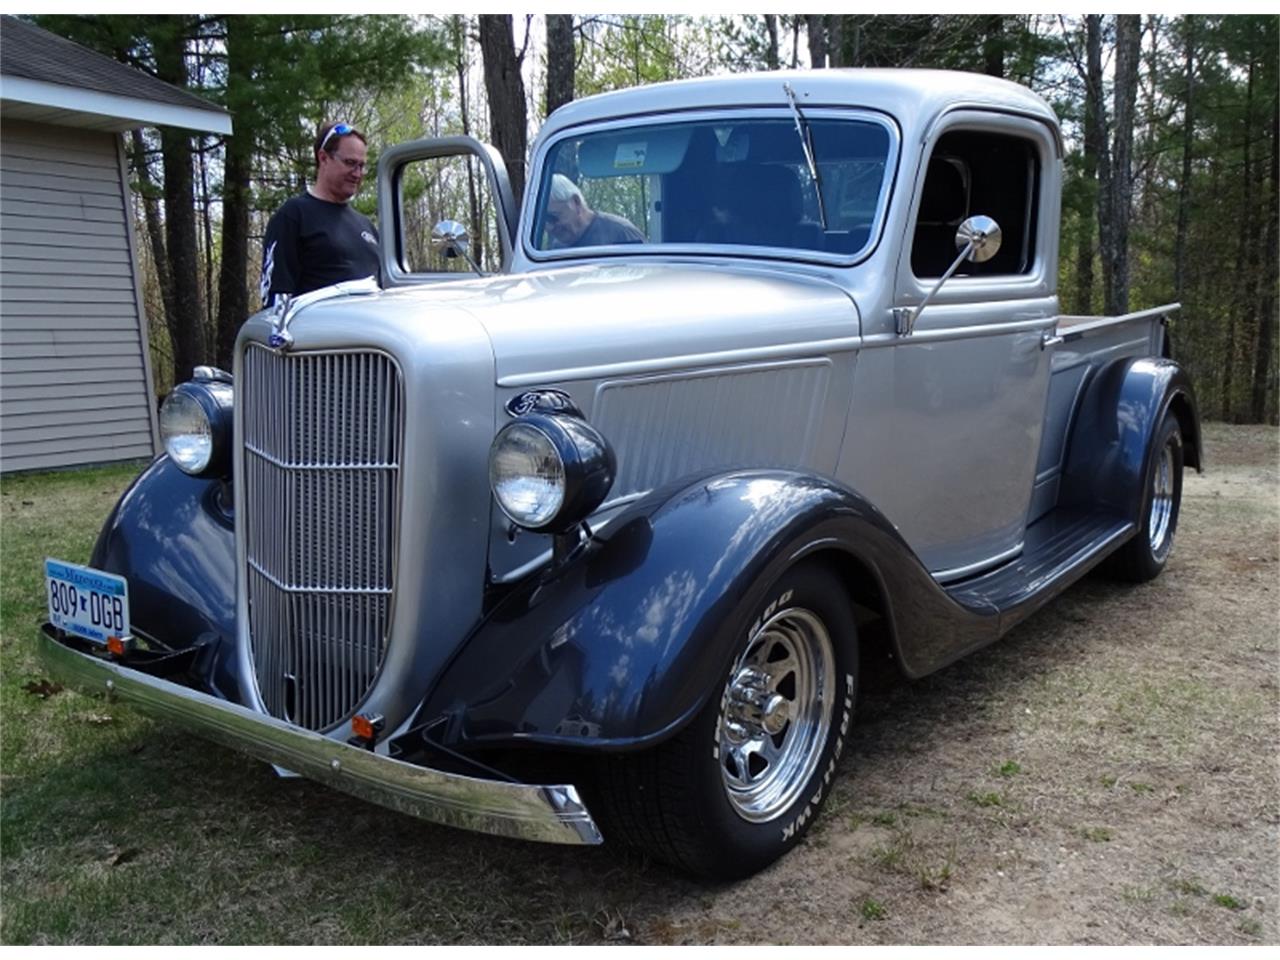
top-left (613, 142), bottom-right (648, 169)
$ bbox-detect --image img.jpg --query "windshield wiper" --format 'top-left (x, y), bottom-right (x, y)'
top-left (783, 82), bottom-right (829, 230)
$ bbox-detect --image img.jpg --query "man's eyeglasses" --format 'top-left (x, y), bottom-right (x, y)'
top-left (335, 156), bottom-right (367, 173)
top-left (544, 210), bottom-right (562, 226)
top-left (319, 122), bottom-right (354, 153)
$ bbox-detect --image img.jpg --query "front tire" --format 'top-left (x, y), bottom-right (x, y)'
top-left (592, 561), bottom-right (858, 880)
top-left (1103, 411), bottom-right (1184, 582)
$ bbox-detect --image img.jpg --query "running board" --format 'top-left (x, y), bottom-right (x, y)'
top-left (944, 509), bottom-right (1135, 632)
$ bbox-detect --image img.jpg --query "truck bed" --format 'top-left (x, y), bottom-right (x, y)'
top-left (1054, 303), bottom-right (1179, 336)
top-left (1027, 303), bottom-right (1180, 527)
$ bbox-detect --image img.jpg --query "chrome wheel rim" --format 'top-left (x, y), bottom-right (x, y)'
top-left (718, 606), bottom-right (835, 823)
top-left (1149, 443), bottom-right (1175, 553)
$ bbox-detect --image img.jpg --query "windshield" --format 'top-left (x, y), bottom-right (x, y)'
top-left (530, 115), bottom-right (894, 260)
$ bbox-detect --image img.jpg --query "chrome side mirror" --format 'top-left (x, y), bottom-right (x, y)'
top-left (430, 219), bottom-right (484, 275)
top-left (895, 215), bottom-right (1003, 336)
top-left (955, 215), bottom-right (1002, 264)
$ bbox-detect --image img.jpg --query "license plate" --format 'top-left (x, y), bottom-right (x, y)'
top-left (45, 559), bottom-right (130, 646)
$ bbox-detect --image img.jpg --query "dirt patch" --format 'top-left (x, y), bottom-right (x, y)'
top-left (3, 427), bottom-right (1275, 945)
top-left (622, 422), bottom-right (1280, 944)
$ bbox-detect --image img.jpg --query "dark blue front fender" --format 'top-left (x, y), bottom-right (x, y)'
top-left (420, 469), bottom-right (998, 753)
top-left (89, 455), bottom-right (240, 699)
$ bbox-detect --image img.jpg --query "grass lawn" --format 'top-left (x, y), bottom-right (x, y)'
top-left (0, 463), bottom-right (181, 941)
top-left (0, 461), bottom-right (638, 945)
top-left (2, 425), bottom-right (1274, 945)
top-left (1, 462), bottom-right (148, 787)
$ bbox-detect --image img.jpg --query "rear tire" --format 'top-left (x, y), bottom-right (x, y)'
top-left (1103, 411), bottom-right (1184, 582)
top-left (591, 561), bottom-right (858, 880)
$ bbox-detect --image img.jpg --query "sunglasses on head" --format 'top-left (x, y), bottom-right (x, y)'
top-left (319, 122), bottom-right (354, 153)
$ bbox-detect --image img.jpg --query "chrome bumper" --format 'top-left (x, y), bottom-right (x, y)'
top-left (38, 628), bottom-right (602, 846)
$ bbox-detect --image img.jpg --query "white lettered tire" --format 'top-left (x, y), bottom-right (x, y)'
top-left (593, 561), bottom-right (858, 880)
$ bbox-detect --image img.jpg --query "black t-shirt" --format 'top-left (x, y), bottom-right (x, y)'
top-left (259, 192), bottom-right (381, 306)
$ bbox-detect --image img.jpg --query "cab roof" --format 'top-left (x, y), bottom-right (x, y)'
top-left (536, 68), bottom-right (1060, 151)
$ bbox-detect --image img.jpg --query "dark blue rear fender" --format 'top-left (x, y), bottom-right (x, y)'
top-left (1060, 357), bottom-right (1202, 517)
top-left (89, 455), bottom-right (240, 698)
top-left (421, 470), bottom-right (1002, 753)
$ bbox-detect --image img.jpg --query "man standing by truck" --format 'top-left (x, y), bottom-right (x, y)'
top-left (259, 121), bottom-right (382, 308)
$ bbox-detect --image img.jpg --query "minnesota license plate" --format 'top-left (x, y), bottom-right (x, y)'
top-left (45, 559), bottom-right (130, 646)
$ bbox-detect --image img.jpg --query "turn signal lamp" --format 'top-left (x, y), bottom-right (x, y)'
top-left (351, 713), bottom-right (384, 744)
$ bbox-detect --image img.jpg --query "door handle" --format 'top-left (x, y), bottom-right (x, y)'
top-left (1041, 332), bottom-right (1064, 350)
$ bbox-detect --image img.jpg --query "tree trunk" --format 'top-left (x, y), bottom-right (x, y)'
top-left (1138, 16), bottom-right (1160, 224)
top-left (159, 134), bottom-right (204, 380)
top-left (1074, 89), bottom-right (1099, 315)
top-left (1174, 15), bottom-right (1195, 304)
top-left (1251, 96), bottom-right (1279, 423)
top-left (1108, 14), bottom-right (1140, 316)
top-left (196, 137), bottom-right (216, 354)
top-left (214, 135), bottom-right (250, 368)
top-left (153, 16), bottom-right (205, 380)
top-left (806, 14), bottom-right (826, 68)
top-left (1223, 55), bottom-right (1256, 421)
top-left (129, 128), bottom-right (176, 347)
top-left (213, 9), bottom-right (251, 368)
top-left (1202, 153), bottom-right (1224, 412)
top-left (478, 14), bottom-right (529, 204)
top-left (454, 16), bottom-right (483, 267)
top-left (983, 15), bottom-right (1004, 77)
top-left (1240, 76), bottom-right (1267, 423)
top-left (1086, 16), bottom-right (1115, 316)
top-left (826, 15), bottom-right (844, 68)
top-left (763, 14), bottom-right (780, 70)
top-left (545, 14), bottom-right (574, 117)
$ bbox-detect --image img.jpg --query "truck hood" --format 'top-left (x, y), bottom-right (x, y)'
top-left (381, 263), bottom-right (859, 385)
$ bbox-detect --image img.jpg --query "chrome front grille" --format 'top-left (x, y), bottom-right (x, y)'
top-left (242, 343), bottom-right (404, 731)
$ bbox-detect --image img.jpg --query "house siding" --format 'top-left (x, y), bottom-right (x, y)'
top-left (1, 118), bottom-right (158, 472)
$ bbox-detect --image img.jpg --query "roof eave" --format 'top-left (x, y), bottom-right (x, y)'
top-left (0, 75), bottom-right (232, 135)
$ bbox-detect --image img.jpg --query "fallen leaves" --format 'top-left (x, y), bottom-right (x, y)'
top-left (22, 679), bottom-right (63, 699)
top-left (102, 845), bottom-right (140, 867)
top-left (595, 908), bottom-right (632, 942)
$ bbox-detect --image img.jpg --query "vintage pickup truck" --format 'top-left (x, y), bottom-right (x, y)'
top-left (41, 69), bottom-right (1201, 880)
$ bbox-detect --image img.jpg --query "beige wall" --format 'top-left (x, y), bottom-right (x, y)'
top-left (0, 117), bottom-right (158, 472)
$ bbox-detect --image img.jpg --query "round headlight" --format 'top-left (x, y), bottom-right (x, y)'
top-left (489, 411), bottom-right (617, 534)
top-left (161, 391), bottom-right (213, 473)
top-left (490, 422), bottom-right (566, 527)
top-left (160, 380), bottom-right (233, 477)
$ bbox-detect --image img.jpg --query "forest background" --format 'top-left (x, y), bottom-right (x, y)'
top-left (28, 13), bottom-right (1280, 425)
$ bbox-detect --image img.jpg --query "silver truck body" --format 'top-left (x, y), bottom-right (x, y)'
top-left (41, 69), bottom-right (1200, 879)
top-left (370, 70), bottom-right (1149, 579)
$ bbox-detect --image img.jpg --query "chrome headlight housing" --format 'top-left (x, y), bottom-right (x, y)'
top-left (159, 375), bottom-right (233, 478)
top-left (489, 411), bottom-right (616, 534)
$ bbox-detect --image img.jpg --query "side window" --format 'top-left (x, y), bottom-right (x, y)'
top-left (911, 130), bottom-right (1040, 278)
top-left (396, 154), bottom-right (505, 274)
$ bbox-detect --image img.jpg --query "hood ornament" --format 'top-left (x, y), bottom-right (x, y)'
top-left (267, 276), bottom-right (382, 351)
top-left (268, 296), bottom-right (295, 349)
